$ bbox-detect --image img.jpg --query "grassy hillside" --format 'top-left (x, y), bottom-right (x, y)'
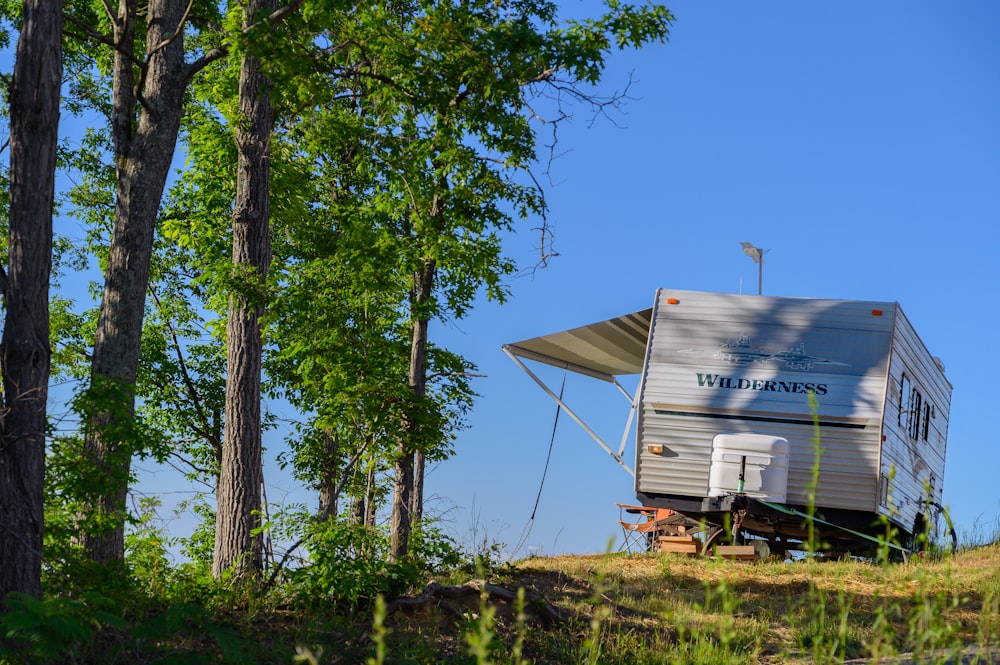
top-left (374, 544), bottom-right (1000, 664)
top-left (3, 544), bottom-right (997, 663)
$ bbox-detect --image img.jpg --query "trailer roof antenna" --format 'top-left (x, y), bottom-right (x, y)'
top-left (740, 242), bottom-right (769, 295)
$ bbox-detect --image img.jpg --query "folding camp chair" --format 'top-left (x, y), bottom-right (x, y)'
top-left (617, 503), bottom-right (676, 553)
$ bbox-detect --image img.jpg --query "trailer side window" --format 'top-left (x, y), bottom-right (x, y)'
top-left (899, 375), bottom-right (910, 428)
top-left (922, 402), bottom-right (933, 441)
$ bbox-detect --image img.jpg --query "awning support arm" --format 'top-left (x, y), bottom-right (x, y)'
top-left (616, 389), bottom-right (638, 459)
top-left (503, 346), bottom-right (635, 477)
top-left (610, 377), bottom-right (637, 457)
top-left (611, 378), bottom-right (634, 402)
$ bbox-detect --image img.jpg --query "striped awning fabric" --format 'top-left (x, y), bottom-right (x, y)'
top-left (504, 308), bottom-right (653, 381)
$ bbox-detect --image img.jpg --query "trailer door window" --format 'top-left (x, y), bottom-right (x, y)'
top-left (909, 389), bottom-right (922, 439)
top-left (899, 374), bottom-right (911, 429)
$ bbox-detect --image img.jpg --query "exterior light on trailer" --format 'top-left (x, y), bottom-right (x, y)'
top-left (667, 298), bottom-right (680, 305)
top-left (872, 309), bottom-right (883, 316)
top-left (740, 241), bottom-right (769, 295)
top-left (647, 444), bottom-right (664, 455)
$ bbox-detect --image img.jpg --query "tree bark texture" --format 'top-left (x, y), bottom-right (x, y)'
top-left (0, 0), bottom-right (61, 602)
top-left (389, 445), bottom-right (413, 562)
top-left (364, 465), bottom-right (377, 528)
top-left (80, 0), bottom-right (192, 564)
top-left (213, 3), bottom-right (275, 580)
top-left (412, 449), bottom-right (425, 523)
top-left (390, 257), bottom-right (435, 561)
top-left (317, 431), bottom-right (338, 519)
top-left (352, 464), bottom-right (376, 529)
top-left (408, 259), bottom-right (435, 525)
top-left (80, 0), bottom-right (189, 563)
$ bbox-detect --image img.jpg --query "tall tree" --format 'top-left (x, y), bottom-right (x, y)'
top-left (237, 0), bottom-right (672, 561)
top-left (370, 0), bottom-right (674, 559)
top-left (71, 0), bottom-right (226, 563)
top-left (213, 0), bottom-right (278, 580)
top-left (68, 0), bottom-right (305, 564)
top-left (0, 0), bottom-right (62, 600)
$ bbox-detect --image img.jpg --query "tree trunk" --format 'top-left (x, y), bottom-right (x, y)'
top-left (390, 257), bottom-right (435, 561)
top-left (212, 2), bottom-right (275, 581)
top-left (353, 462), bottom-right (377, 531)
top-left (364, 464), bottom-right (377, 528)
top-left (412, 450), bottom-right (425, 524)
top-left (350, 492), bottom-right (365, 526)
top-left (317, 431), bottom-right (339, 519)
top-left (79, 0), bottom-right (191, 564)
top-left (0, 0), bottom-right (61, 602)
top-left (389, 444), bottom-right (413, 561)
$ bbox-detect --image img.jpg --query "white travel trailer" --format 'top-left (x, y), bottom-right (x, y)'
top-left (504, 288), bottom-right (953, 554)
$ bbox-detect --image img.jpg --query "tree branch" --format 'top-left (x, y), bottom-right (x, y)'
top-left (163, 449), bottom-right (216, 486)
top-left (384, 580), bottom-right (569, 624)
top-left (148, 286), bottom-right (221, 455)
top-left (99, 0), bottom-right (118, 26)
top-left (63, 13), bottom-right (146, 71)
top-left (521, 66), bottom-right (561, 85)
top-left (426, 371), bottom-right (487, 382)
top-left (262, 0), bottom-right (307, 29)
top-left (187, 0), bottom-right (307, 78)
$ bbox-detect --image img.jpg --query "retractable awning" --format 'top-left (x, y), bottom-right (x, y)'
top-left (502, 307), bottom-right (654, 477)
top-left (502, 308), bottom-right (653, 382)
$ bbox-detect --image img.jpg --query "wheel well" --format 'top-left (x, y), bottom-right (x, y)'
top-left (912, 513), bottom-right (929, 549)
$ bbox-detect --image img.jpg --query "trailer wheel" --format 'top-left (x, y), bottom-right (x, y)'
top-left (920, 503), bottom-right (959, 556)
top-left (701, 525), bottom-right (725, 556)
top-left (766, 537), bottom-right (793, 561)
top-left (912, 514), bottom-right (929, 553)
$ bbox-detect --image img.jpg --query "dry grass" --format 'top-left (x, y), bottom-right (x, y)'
top-left (387, 543), bottom-right (1000, 663)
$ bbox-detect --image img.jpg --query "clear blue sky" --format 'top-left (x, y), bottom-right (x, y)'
top-left (421, 0), bottom-right (1000, 556)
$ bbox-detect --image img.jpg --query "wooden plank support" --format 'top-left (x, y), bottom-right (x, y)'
top-left (658, 541), bottom-right (699, 555)
top-left (657, 535), bottom-right (696, 543)
top-left (714, 545), bottom-right (758, 560)
top-left (656, 535), bottom-right (698, 555)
